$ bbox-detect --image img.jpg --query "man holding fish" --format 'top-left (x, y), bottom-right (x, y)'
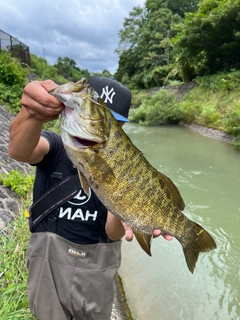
top-left (8, 76), bottom-right (172, 320)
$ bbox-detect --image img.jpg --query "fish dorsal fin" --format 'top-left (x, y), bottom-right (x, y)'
top-left (160, 172), bottom-right (185, 210)
top-left (78, 170), bottom-right (90, 196)
top-left (132, 228), bottom-right (152, 256)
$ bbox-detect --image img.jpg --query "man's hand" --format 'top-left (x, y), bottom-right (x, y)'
top-left (21, 80), bottom-right (64, 122)
top-left (8, 80), bottom-right (64, 163)
top-left (121, 221), bottom-right (173, 242)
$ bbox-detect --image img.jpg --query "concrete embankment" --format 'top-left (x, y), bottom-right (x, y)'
top-left (181, 122), bottom-right (234, 144)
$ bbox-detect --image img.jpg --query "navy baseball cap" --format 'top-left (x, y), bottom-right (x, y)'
top-left (87, 76), bottom-right (131, 122)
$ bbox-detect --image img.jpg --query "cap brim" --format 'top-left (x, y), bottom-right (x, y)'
top-left (110, 110), bottom-right (130, 122)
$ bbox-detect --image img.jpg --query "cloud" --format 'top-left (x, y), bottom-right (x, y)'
top-left (0, 0), bottom-right (145, 73)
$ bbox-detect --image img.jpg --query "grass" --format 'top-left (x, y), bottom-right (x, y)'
top-left (0, 170), bottom-right (35, 319)
top-left (0, 202), bottom-right (34, 319)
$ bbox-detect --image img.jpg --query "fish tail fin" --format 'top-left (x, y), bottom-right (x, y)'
top-left (183, 223), bottom-right (217, 273)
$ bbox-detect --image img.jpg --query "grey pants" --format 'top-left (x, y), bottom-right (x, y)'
top-left (26, 232), bottom-right (121, 320)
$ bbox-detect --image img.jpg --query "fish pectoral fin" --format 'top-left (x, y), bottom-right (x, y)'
top-left (133, 229), bottom-right (152, 256)
top-left (78, 170), bottom-right (90, 196)
top-left (89, 151), bottom-right (116, 183)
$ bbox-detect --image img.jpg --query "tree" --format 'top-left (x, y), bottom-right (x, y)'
top-left (166, 0), bottom-right (199, 17)
top-left (115, 0), bottom-right (203, 88)
top-left (53, 56), bottom-right (91, 81)
top-left (173, 0), bottom-right (240, 81)
top-left (115, 6), bottom-right (146, 87)
top-left (115, 2), bottom-right (180, 88)
top-left (54, 57), bottom-right (78, 79)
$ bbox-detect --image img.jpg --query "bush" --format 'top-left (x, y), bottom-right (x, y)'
top-left (199, 104), bottom-right (221, 127)
top-left (0, 83), bottom-right (24, 113)
top-left (0, 52), bottom-right (28, 112)
top-left (130, 90), bottom-right (151, 108)
top-left (0, 52), bottom-right (27, 86)
top-left (129, 89), bottom-right (182, 125)
top-left (195, 71), bottom-right (240, 92)
top-left (129, 106), bottom-right (148, 123)
top-left (178, 99), bottom-right (201, 123)
top-left (223, 102), bottom-right (240, 137)
top-left (30, 54), bottom-right (67, 83)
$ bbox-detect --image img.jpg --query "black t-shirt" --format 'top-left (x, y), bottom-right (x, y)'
top-left (32, 131), bottom-right (109, 244)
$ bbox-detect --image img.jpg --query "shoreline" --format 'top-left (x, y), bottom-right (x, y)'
top-left (181, 122), bottom-right (234, 144)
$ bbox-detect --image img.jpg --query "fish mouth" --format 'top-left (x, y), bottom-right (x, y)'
top-left (61, 107), bottom-right (104, 148)
top-left (71, 135), bottom-right (98, 148)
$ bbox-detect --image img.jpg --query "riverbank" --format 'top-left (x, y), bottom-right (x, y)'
top-left (181, 122), bottom-right (234, 144)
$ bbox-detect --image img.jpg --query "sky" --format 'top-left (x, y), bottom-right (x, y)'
top-left (0, 0), bottom-right (145, 74)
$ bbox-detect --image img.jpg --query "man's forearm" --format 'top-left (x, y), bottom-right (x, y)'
top-left (105, 211), bottom-right (125, 241)
top-left (8, 106), bottom-right (43, 162)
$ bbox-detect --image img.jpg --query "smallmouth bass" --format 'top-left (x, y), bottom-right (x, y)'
top-left (49, 79), bottom-right (217, 273)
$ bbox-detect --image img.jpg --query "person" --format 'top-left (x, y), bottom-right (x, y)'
top-left (8, 76), bottom-right (173, 320)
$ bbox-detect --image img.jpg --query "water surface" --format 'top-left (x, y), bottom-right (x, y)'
top-left (119, 124), bottom-right (240, 320)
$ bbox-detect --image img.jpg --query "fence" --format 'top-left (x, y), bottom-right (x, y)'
top-left (0, 29), bottom-right (31, 66)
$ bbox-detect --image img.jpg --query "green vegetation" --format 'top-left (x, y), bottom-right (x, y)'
top-left (114, 0), bottom-right (240, 150)
top-left (30, 54), bottom-right (91, 84)
top-left (130, 89), bottom-right (181, 125)
top-left (0, 170), bottom-right (35, 319)
top-left (130, 71), bottom-right (240, 149)
top-left (173, 0), bottom-right (240, 82)
top-left (179, 72), bottom-right (240, 149)
top-left (0, 170), bottom-right (34, 197)
top-left (116, 0), bottom-right (240, 88)
top-left (0, 52), bottom-right (28, 112)
top-left (0, 51), bottom-right (112, 115)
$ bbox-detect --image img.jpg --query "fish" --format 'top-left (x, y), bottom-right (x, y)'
top-left (49, 78), bottom-right (217, 273)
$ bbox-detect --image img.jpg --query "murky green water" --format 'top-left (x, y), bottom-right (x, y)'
top-left (119, 124), bottom-right (240, 320)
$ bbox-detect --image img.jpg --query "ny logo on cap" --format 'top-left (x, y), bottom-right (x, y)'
top-left (100, 86), bottom-right (116, 105)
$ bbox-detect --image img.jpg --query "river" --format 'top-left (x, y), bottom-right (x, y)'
top-left (119, 124), bottom-right (240, 320)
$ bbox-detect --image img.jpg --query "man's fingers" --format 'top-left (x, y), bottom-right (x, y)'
top-left (121, 221), bottom-right (134, 242)
top-left (162, 233), bottom-right (173, 241)
top-left (153, 229), bottom-right (173, 240)
top-left (121, 222), bottom-right (173, 242)
top-left (21, 81), bottom-right (64, 121)
top-left (153, 229), bottom-right (161, 238)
